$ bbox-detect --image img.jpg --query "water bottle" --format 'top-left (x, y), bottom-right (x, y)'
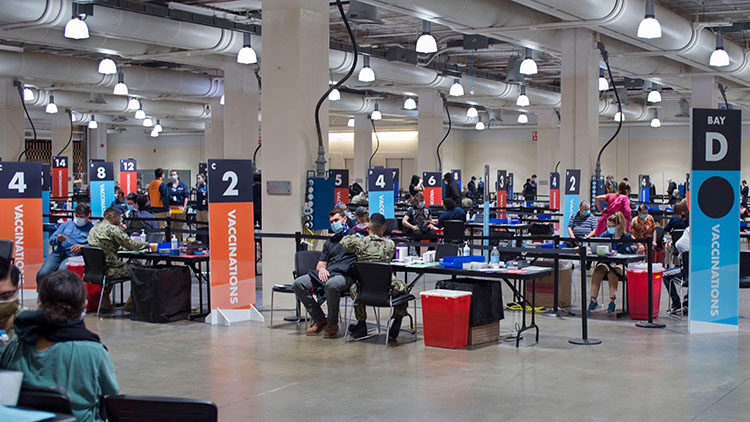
top-left (490, 246), bottom-right (500, 267)
top-left (171, 234), bottom-right (178, 250)
top-left (463, 242), bottom-right (471, 257)
top-left (139, 229), bottom-right (146, 243)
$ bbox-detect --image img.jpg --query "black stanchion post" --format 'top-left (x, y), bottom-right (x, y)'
top-left (294, 231), bottom-right (302, 252)
top-left (553, 235), bottom-right (559, 313)
top-left (570, 243), bottom-right (601, 345)
top-left (637, 236), bottom-right (665, 328)
top-left (165, 216), bottom-right (172, 241)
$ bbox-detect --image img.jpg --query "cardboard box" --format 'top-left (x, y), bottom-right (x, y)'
top-left (468, 321), bottom-right (499, 346)
top-left (524, 259), bottom-right (572, 309)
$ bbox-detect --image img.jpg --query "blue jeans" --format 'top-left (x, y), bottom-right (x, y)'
top-left (37, 250), bottom-right (71, 283)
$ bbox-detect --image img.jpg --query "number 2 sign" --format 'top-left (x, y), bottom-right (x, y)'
top-left (562, 169), bottom-right (581, 237)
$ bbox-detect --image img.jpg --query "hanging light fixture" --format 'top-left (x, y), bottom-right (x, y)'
top-left (135, 101), bottom-right (145, 120)
top-left (347, 117), bottom-right (355, 128)
top-left (466, 106), bottom-right (478, 118)
top-left (127, 97), bottom-right (139, 110)
top-left (151, 128), bottom-right (159, 138)
top-left (220, 94), bottom-right (225, 106)
top-left (647, 86), bottom-right (662, 103)
top-left (475, 116), bottom-right (485, 131)
top-left (88, 115), bottom-right (98, 129)
top-left (449, 78), bottom-right (464, 96)
top-left (64, 2), bottom-right (90, 40)
top-left (113, 72), bottom-right (128, 96)
top-left (613, 111), bottom-right (624, 122)
top-left (517, 113), bottom-right (528, 124)
top-left (598, 69), bottom-right (609, 91)
top-left (71, 111), bottom-right (76, 122)
top-left (371, 103), bottom-right (382, 120)
top-left (519, 48), bottom-right (538, 76)
top-left (416, 21), bottom-right (438, 54)
top-left (637, 0), bottom-right (662, 39)
top-left (709, 32), bottom-right (730, 67)
top-left (403, 96), bottom-right (417, 110)
top-left (516, 85), bottom-right (530, 107)
top-left (328, 87), bottom-right (341, 101)
top-left (154, 120), bottom-right (163, 133)
top-left (650, 109), bottom-right (661, 128)
top-left (98, 57), bottom-right (117, 75)
top-left (23, 87), bottom-right (34, 101)
top-left (45, 95), bottom-right (58, 114)
top-left (236, 33), bottom-right (258, 64)
top-left (143, 117), bottom-right (153, 127)
top-left (358, 56), bottom-right (375, 82)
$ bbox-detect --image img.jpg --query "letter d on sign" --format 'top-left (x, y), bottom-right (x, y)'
top-left (706, 132), bottom-right (728, 162)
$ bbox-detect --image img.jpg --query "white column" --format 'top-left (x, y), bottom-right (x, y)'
top-left (417, 89), bottom-right (443, 174)
top-left (89, 126), bottom-right (107, 161)
top-left (260, 0), bottom-right (329, 309)
top-left (559, 28), bottom-right (599, 200)
top-left (0, 79), bottom-right (24, 160)
top-left (352, 114), bottom-right (372, 184)
top-left (51, 112), bottom-right (73, 192)
top-left (223, 60), bottom-right (259, 159)
top-left (692, 76), bottom-right (719, 109)
top-left (536, 109), bottom-right (558, 196)
top-left (204, 100), bottom-right (224, 160)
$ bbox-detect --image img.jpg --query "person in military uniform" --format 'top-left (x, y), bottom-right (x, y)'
top-left (87, 207), bottom-right (148, 312)
top-left (342, 213), bottom-right (409, 341)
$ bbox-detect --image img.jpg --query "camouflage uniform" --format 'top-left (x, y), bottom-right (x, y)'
top-left (341, 233), bottom-right (408, 322)
top-left (87, 220), bottom-right (148, 279)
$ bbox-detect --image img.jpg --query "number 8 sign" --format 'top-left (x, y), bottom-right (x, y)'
top-left (89, 161), bottom-right (114, 218)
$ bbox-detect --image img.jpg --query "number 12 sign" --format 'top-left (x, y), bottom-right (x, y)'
top-left (368, 167), bottom-right (394, 218)
top-left (0, 162), bottom-right (43, 289)
top-left (120, 159), bottom-right (137, 195)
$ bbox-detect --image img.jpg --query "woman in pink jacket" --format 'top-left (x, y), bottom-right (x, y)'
top-left (593, 181), bottom-right (632, 236)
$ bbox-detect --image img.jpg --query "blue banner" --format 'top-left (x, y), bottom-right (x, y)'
top-left (369, 168), bottom-right (395, 218)
top-left (90, 180), bottom-right (115, 218)
top-left (639, 174), bottom-right (650, 203)
top-left (562, 169), bottom-right (581, 238)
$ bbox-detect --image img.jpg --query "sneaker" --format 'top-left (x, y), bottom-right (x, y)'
top-left (388, 316), bottom-right (403, 340)
top-left (305, 319), bottom-right (327, 336)
top-left (668, 304), bottom-right (682, 315)
top-left (587, 299), bottom-right (598, 312)
top-left (348, 321), bottom-right (368, 339)
top-left (322, 323), bottom-right (339, 339)
top-left (607, 301), bottom-right (616, 313)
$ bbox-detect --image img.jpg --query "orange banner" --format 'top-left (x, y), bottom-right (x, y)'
top-left (497, 191), bottom-right (507, 219)
top-left (120, 172), bottom-right (137, 195)
top-left (0, 198), bottom-right (43, 289)
top-left (209, 202), bottom-right (255, 308)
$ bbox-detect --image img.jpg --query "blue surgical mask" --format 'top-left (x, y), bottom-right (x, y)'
top-left (74, 217), bottom-right (87, 227)
top-left (582, 210), bottom-right (590, 217)
top-left (639, 214), bottom-right (648, 220)
top-left (127, 204), bottom-right (135, 211)
top-left (607, 227), bottom-right (617, 235)
top-left (330, 220), bottom-right (344, 233)
top-left (418, 201), bottom-right (425, 208)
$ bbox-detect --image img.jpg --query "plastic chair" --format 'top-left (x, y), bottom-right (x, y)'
top-left (17, 387), bottom-right (73, 415)
top-left (80, 246), bottom-right (130, 317)
top-left (105, 394), bottom-right (217, 422)
top-left (0, 239), bottom-right (13, 263)
top-left (345, 262), bottom-right (416, 345)
top-left (269, 250), bottom-right (321, 327)
top-left (442, 220), bottom-right (465, 244)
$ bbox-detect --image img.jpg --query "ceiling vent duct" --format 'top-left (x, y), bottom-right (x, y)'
top-left (505, 56), bottom-right (521, 83)
top-left (347, 1), bottom-right (383, 24)
top-left (88, 93), bottom-right (107, 104)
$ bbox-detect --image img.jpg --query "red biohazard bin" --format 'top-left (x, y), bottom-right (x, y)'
top-left (627, 263), bottom-right (664, 320)
top-left (66, 259), bottom-right (101, 312)
top-left (420, 289), bottom-right (472, 349)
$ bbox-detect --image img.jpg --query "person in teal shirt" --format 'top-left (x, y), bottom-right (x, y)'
top-left (1, 271), bottom-right (119, 422)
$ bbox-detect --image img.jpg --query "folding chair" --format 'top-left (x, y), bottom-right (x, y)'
top-left (80, 246), bottom-right (130, 317)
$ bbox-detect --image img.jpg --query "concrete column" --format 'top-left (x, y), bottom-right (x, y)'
top-left (204, 100), bottom-right (224, 160)
top-left (536, 109), bottom-right (558, 196)
top-left (51, 112), bottom-right (73, 192)
top-left (559, 28), bottom-right (599, 200)
top-left (692, 76), bottom-right (719, 109)
top-left (260, 0), bottom-right (329, 309)
top-left (417, 89), bottom-right (443, 174)
top-left (223, 60), bottom-right (259, 159)
top-left (352, 114), bottom-right (372, 184)
top-left (0, 79), bottom-right (24, 160)
top-left (89, 126), bottom-right (107, 161)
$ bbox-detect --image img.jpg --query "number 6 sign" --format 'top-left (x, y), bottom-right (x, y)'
top-left (422, 171), bottom-right (442, 206)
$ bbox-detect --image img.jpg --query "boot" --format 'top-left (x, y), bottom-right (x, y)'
top-left (305, 319), bottom-right (327, 336)
top-left (122, 295), bottom-right (133, 313)
top-left (388, 316), bottom-right (403, 340)
top-left (99, 293), bottom-right (114, 313)
top-left (322, 324), bottom-right (339, 339)
top-left (348, 321), bottom-right (368, 339)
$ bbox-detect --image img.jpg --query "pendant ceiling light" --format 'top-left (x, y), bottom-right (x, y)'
top-left (519, 48), bottom-right (538, 76)
top-left (98, 57), bottom-right (117, 75)
top-left (416, 21), bottom-right (438, 54)
top-left (371, 103), bottom-right (382, 120)
top-left (637, 0), bottom-right (662, 39)
top-left (449, 78), bottom-right (464, 96)
top-left (709, 32), bottom-right (730, 67)
top-left (237, 33), bottom-right (258, 64)
top-left (358, 56), bottom-right (375, 82)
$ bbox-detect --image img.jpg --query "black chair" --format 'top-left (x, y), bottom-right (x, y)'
top-left (740, 251), bottom-right (750, 289)
top-left (0, 239), bottom-right (13, 263)
top-left (442, 220), bottom-right (465, 244)
top-left (384, 218), bottom-right (402, 235)
top-left (269, 250), bottom-right (321, 327)
top-left (346, 262), bottom-right (417, 345)
top-left (105, 394), bottom-right (217, 422)
top-left (17, 387), bottom-right (73, 415)
top-left (435, 244), bottom-right (459, 261)
top-left (80, 246), bottom-right (130, 317)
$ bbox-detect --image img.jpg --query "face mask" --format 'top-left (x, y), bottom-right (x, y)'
top-left (171, 175), bottom-right (178, 181)
top-left (197, 179), bottom-right (203, 185)
top-left (74, 217), bottom-right (87, 227)
top-left (418, 201), bottom-right (425, 208)
top-left (582, 210), bottom-right (591, 217)
top-left (0, 298), bottom-right (19, 322)
top-left (127, 204), bottom-right (135, 211)
top-left (639, 214), bottom-right (648, 220)
top-left (607, 227), bottom-right (617, 235)
top-left (330, 220), bottom-right (344, 233)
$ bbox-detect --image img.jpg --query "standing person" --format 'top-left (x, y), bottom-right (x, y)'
top-left (443, 172), bottom-right (461, 203)
top-left (167, 170), bottom-right (190, 241)
top-left (593, 182), bottom-right (632, 236)
top-left (666, 178), bottom-right (677, 202)
top-left (742, 180), bottom-right (749, 209)
top-left (630, 204), bottom-right (657, 254)
top-left (605, 176), bottom-right (617, 194)
top-left (0, 257), bottom-right (22, 342)
top-left (408, 175), bottom-right (423, 198)
top-left (523, 178), bottom-right (535, 205)
top-left (530, 174), bottom-right (538, 197)
top-left (147, 168), bottom-right (170, 230)
top-left (37, 203), bottom-right (93, 283)
top-left (467, 176), bottom-right (477, 199)
top-left (136, 175), bottom-right (144, 194)
top-left (589, 212), bottom-right (634, 313)
top-left (477, 177), bottom-right (485, 201)
top-left (349, 181), bottom-right (363, 200)
top-left (195, 173), bottom-right (209, 245)
top-left (291, 209), bottom-right (356, 339)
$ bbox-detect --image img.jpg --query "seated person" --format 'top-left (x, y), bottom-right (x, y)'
top-left (668, 189), bottom-right (681, 205)
top-left (87, 207), bottom-right (148, 312)
top-left (349, 181), bottom-right (364, 199)
top-left (351, 191), bottom-right (368, 205)
top-left (352, 207), bottom-right (370, 235)
top-left (72, 179), bottom-right (82, 195)
top-left (1, 271), bottom-right (119, 422)
top-left (0, 257), bottom-right (23, 343)
top-left (437, 197), bottom-right (466, 228)
top-left (567, 200), bottom-right (598, 239)
top-left (291, 209), bottom-right (356, 339)
top-left (37, 203), bottom-right (93, 283)
top-left (125, 193), bottom-right (159, 235)
top-left (461, 191), bottom-right (473, 209)
top-left (110, 187), bottom-right (128, 214)
top-left (342, 213), bottom-right (408, 341)
top-left (336, 201), bottom-right (355, 221)
top-left (401, 192), bottom-right (438, 243)
top-left (630, 204), bottom-right (657, 253)
top-left (664, 226), bottom-right (690, 314)
top-left (589, 212), bottom-right (635, 313)
top-left (664, 201), bottom-right (689, 233)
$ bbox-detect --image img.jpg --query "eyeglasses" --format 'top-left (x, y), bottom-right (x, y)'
top-left (0, 288), bottom-right (18, 301)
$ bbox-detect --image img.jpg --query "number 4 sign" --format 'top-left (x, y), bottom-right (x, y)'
top-left (368, 167), bottom-right (394, 218)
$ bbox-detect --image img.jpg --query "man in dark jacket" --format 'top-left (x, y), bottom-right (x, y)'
top-left (467, 176), bottom-right (477, 199)
top-left (443, 172), bottom-right (461, 203)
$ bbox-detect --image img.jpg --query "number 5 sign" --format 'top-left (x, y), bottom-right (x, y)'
top-left (328, 169), bottom-right (349, 205)
top-left (0, 162), bottom-right (43, 290)
top-left (562, 169), bottom-right (581, 237)
top-left (207, 159), bottom-right (261, 325)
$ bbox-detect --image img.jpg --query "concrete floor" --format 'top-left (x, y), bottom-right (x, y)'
top-left (59, 267), bottom-right (750, 422)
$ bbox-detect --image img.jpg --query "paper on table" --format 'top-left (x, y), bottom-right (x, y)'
top-left (523, 266), bottom-right (550, 271)
top-left (0, 406), bottom-right (57, 422)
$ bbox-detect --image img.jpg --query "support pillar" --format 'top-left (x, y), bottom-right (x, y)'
top-left (559, 28), bottom-right (599, 200)
top-left (536, 109), bottom-right (558, 196)
top-left (88, 125), bottom-right (107, 161)
top-left (223, 61), bottom-right (260, 159)
top-left (204, 100), bottom-right (224, 160)
top-left (691, 76), bottom-right (719, 109)
top-left (0, 79), bottom-right (24, 160)
top-left (352, 114), bottom-right (372, 184)
top-left (417, 89), bottom-right (443, 174)
top-left (51, 112), bottom-right (73, 193)
top-left (260, 0), bottom-right (329, 309)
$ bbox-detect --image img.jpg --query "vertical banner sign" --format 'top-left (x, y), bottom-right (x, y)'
top-left (390, 168), bottom-right (399, 200)
top-left (639, 174), bottom-right (650, 203)
top-left (508, 173), bottom-right (515, 201)
top-left (368, 168), bottom-right (395, 218)
top-left (208, 159), bottom-right (259, 324)
top-left (199, 162), bottom-right (207, 176)
top-left (549, 172), bottom-right (560, 210)
top-left (0, 162), bottom-right (43, 290)
top-left (119, 159), bottom-right (137, 195)
top-left (452, 169), bottom-right (462, 191)
top-left (689, 108), bottom-right (741, 334)
top-left (51, 156), bottom-right (68, 201)
top-left (496, 170), bottom-right (507, 219)
top-left (563, 169), bottom-right (581, 237)
top-left (89, 161), bottom-right (115, 218)
top-left (423, 172), bottom-right (442, 206)
top-left (42, 165), bottom-right (50, 258)
top-left (329, 169), bottom-right (349, 205)
top-left (685, 173), bottom-right (691, 208)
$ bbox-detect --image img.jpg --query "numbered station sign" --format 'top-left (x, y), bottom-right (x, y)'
top-left (507, 173), bottom-right (515, 200)
top-left (389, 168), bottom-right (399, 200)
top-left (496, 170), bottom-right (508, 218)
top-left (562, 169), bottom-right (581, 237)
top-left (689, 108), bottom-right (741, 334)
top-left (120, 159), bottom-right (137, 195)
top-left (549, 172), bottom-right (560, 210)
top-left (451, 169), bottom-right (462, 191)
top-left (0, 162), bottom-right (43, 289)
top-left (199, 162), bottom-right (208, 177)
top-left (423, 172), bottom-right (442, 206)
top-left (208, 159), bottom-right (256, 311)
top-left (41, 164), bottom-right (50, 258)
top-left (639, 174), bottom-right (650, 203)
top-left (89, 161), bottom-right (115, 218)
top-left (51, 156), bottom-right (68, 200)
top-left (329, 169), bottom-right (349, 205)
top-left (368, 168), bottom-right (395, 218)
